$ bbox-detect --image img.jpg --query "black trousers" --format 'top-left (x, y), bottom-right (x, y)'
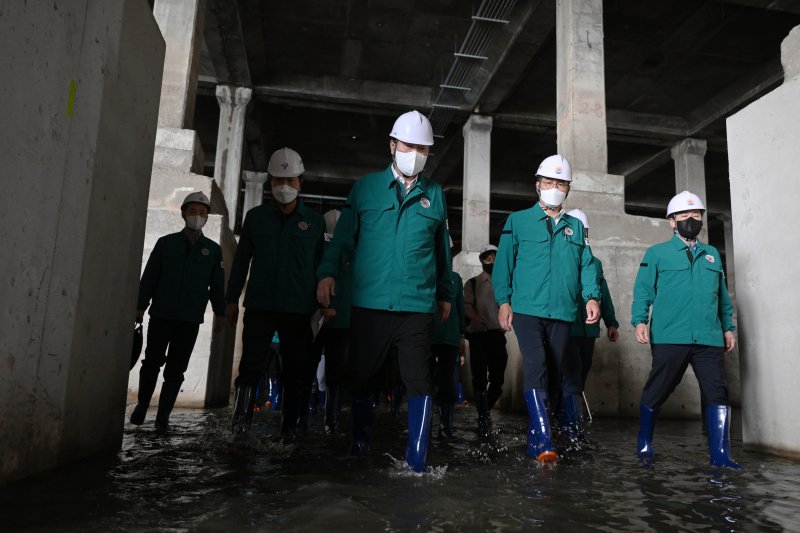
top-left (431, 344), bottom-right (459, 405)
top-left (308, 327), bottom-right (349, 390)
top-left (237, 309), bottom-right (314, 393)
top-left (566, 336), bottom-right (597, 391)
top-left (347, 307), bottom-right (434, 399)
top-left (467, 329), bottom-right (508, 396)
top-left (140, 316), bottom-right (200, 386)
top-left (513, 314), bottom-right (580, 394)
top-left (640, 344), bottom-right (729, 409)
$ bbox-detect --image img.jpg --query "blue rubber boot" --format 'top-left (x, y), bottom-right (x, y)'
top-left (269, 379), bottom-right (282, 411)
top-left (349, 396), bottom-right (374, 457)
top-left (405, 396), bottom-right (433, 472)
top-left (523, 389), bottom-right (558, 463)
top-left (560, 394), bottom-right (585, 444)
top-left (437, 402), bottom-right (455, 440)
top-left (707, 404), bottom-right (742, 469)
top-left (637, 403), bottom-right (657, 459)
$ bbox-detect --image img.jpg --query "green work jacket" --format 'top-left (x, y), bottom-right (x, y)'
top-left (493, 204), bottom-right (600, 322)
top-left (433, 271), bottom-right (466, 346)
top-left (631, 235), bottom-right (734, 347)
top-left (227, 200), bottom-right (325, 314)
top-left (317, 166), bottom-right (453, 313)
top-left (325, 239), bottom-right (352, 329)
top-left (138, 230), bottom-right (225, 323)
top-left (571, 257), bottom-right (620, 337)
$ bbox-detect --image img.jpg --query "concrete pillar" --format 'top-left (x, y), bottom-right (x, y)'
top-left (718, 214), bottom-right (736, 296)
top-left (556, 0), bottom-right (608, 173)
top-left (0, 0), bottom-right (165, 484)
top-left (242, 171), bottom-right (268, 216)
top-left (671, 138), bottom-right (709, 241)
top-left (452, 115), bottom-right (492, 400)
top-left (215, 85), bottom-right (252, 229)
top-left (453, 114), bottom-right (493, 281)
top-left (131, 0), bottom-right (238, 410)
top-left (726, 24), bottom-right (800, 458)
top-left (153, 0), bottom-right (205, 129)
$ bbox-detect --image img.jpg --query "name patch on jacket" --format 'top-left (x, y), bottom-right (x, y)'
top-left (420, 198), bottom-right (431, 209)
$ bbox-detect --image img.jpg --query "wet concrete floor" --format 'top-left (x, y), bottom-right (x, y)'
top-left (2, 404), bottom-right (800, 532)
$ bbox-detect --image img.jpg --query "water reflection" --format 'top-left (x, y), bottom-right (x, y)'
top-left (1, 406), bottom-right (798, 531)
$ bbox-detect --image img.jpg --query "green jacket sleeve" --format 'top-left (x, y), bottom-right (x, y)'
top-left (226, 213), bottom-right (254, 303)
top-left (719, 270), bottom-right (735, 332)
top-left (493, 215), bottom-right (516, 306)
top-left (580, 244), bottom-right (601, 302)
top-left (600, 276), bottom-right (619, 329)
top-left (317, 185), bottom-right (359, 281)
top-left (210, 248), bottom-right (226, 316)
top-left (434, 198), bottom-right (453, 302)
top-left (631, 248), bottom-right (657, 326)
top-left (137, 238), bottom-right (163, 311)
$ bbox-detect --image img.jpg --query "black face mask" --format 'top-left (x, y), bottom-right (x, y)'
top-left (676, 217), bottom-right (703, 239)
top-left (482, 263), bottom-right (494, 275)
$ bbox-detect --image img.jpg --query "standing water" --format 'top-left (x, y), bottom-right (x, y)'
top-left (2, 404), bottom-right (799, 531)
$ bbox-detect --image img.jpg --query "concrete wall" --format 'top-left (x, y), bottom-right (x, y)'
top-left (727, 47), bottom-right (800, 457)
top-left (0, 1), bottom-right (165, 484)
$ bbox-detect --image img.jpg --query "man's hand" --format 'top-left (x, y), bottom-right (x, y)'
top-left (635, 323), bottom-right (649, 344)
top-left (498, 303), bottom-right (513, 332)
top-left (317, 277), bottom-right (336, 308)
top-left (607, 326), bottom-right (619, 342)
top-left (322, 307), bottom-right (337, 323)
top-left (724, 331), bottom-right (736, 353)
top-left (437, 301), bottom-right (451, 323)
top-left (585, 300), bottom-right (600, 324)
top-left (226, 302), bottom-right (239, 327)
top-left (214, 315), bottom-right (225, 332)
top-left (136, 309), bottom-right (145, 323)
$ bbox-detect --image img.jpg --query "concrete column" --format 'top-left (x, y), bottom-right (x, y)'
top-left (1, 0), bottom-right (165, 484)
top-left (671, 138), bottom-right (708, 241)
top-left (153, 0), bottom-right (205, 129)
top-left (215, 85), bottom-right (252, 228)
top-left (718, 214), bottom-right (736, 296)
top-left (727, 25), bottom-right (800, 458)
top-left (556, 0), bottom-right (608, 173)
top-left (453, 115), bottom-right (493, 283)
top-left (242, 171), bottom-right (268, 216)
top-left (452, 115), bottom-right (492, 400)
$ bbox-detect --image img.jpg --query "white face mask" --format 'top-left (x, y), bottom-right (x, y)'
top-left (394, 148), bottom-right (427, 177)
top-left (272, 184), bottom-right (299, 204)
top-left (186, 215), bottom-right (207, 231)
top-left (539, 187), bottom-right (567, 209)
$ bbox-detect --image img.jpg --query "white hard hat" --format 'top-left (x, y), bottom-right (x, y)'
top-left (666, 190), bottom-right (705, 217)
top-left (323, 209), bottom-right (341, 236)
top-left (181, 191), bottom-right (210, 210)
top-left (390, 110), bottom-right (434, 146)
top-left (479, 244), bottom-right (498, 259)
top-left (536, 155), bottom-right (572, 182)
top-left (268, 147), bottom-right (305, 177)
top-left (566, 208), bottom-right (589, 229)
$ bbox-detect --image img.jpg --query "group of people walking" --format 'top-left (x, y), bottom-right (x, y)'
top-left (131, 109), bottom-right (741, 472)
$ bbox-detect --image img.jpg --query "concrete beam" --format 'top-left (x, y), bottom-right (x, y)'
top-left (204, 0), bottom-right (251, 87)
top-left (686, 59), bottom-right (784, 135)
top-left (493, 110), bottom-right (688, 138)
top-left (610, 148), bottom-right (672, 185)
top-left (253, 75), bottom-right (433, 112)
top-left (712, 0), bottom-right (800, 15)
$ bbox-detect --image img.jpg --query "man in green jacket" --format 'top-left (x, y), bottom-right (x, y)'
top-left (316, 110), bottom-right (452, 472)
top-left (226, 147), bottom-right (325, 444)
top-left (131, 191), bottom-right (225, 430)
top-left (632, 191), bottom-right (740, 469)
top-left (493, 155), bottom-right (600, 464)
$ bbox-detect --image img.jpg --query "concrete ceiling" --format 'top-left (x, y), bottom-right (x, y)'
top-left (192, 0), bottom-right (800, 248)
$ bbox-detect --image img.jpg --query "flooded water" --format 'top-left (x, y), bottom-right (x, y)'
top-left (2, 404), bottom-right (800, 532)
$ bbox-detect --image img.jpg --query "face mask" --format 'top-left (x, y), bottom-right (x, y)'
top-left (186, 215), bottom-right (206, 231)
top-left (272, 184), bottom-right (298, 204)
top-left (482, 263), bottom-right (494, 275)
top-left (676, 217), bottom-right (703, 239)
top-left (538, 186), bottom-right (567, 208)
top-left (394, 148), bottom-right (427, 177)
